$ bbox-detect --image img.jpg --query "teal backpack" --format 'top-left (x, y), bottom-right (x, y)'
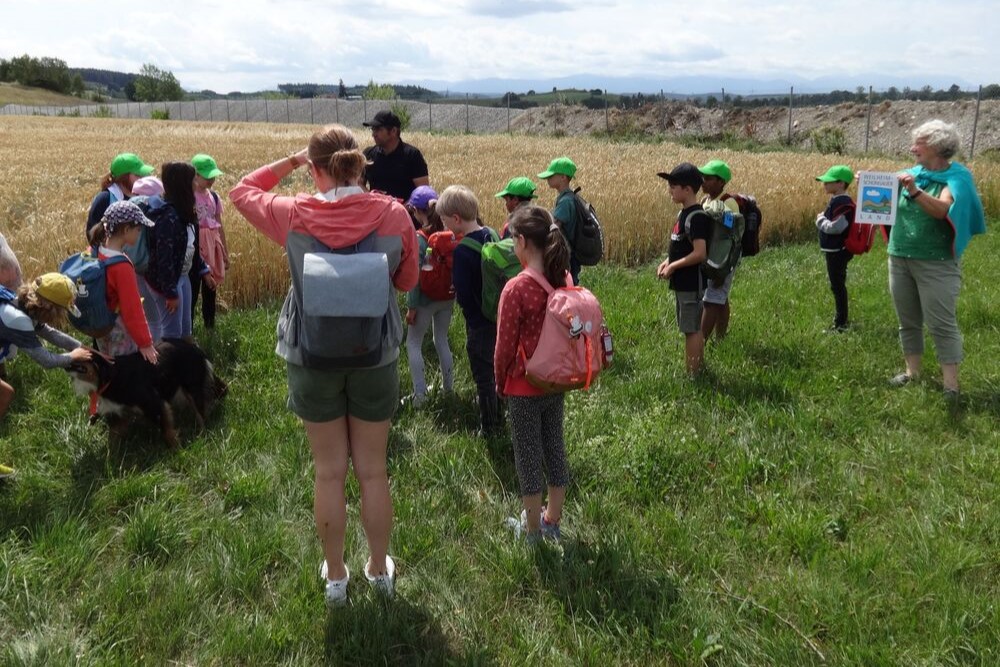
top-left (459, 228), bottom-right (521, 322)
top-left (699, 200), bottom-right (745, 282)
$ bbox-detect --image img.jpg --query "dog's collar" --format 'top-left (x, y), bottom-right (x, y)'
top-left (88, 381), bottom-right (111, 417)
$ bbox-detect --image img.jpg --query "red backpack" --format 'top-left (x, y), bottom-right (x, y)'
top-left (843, 222), bottom-right (876, 255)
top-left (418, 230), bottom-right (460, 301)
top-left (518, 267), bottom-right (605, 393)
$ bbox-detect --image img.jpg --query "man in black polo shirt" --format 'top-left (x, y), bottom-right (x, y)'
top-left (362, 111), bottom-right (429, 202)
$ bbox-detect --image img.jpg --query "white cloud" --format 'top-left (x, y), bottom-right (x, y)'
top-left (2, 0), bottom-right (998, 91)
top-left (866, 189), bottom-right (882, 197)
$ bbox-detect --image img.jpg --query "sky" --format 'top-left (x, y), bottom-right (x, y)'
top-left (2, 0), bottom-right (998, 93)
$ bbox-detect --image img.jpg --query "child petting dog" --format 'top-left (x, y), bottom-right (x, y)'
top-left (1, 274), bottom-right (93, 422)
top-left (89, 201), bottom-right (159, 364)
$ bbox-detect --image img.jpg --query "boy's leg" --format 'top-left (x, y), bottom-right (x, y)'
top-left (701, 271), bottom-right (734, 340)
top-left (685, 332), bottom-right (705, 375)
top-left (826, 251), bottom-right (851, 327)
top-left (465, 325), bottom-right (500, 434)
top-left (676, 290), bottom-right (705, 374)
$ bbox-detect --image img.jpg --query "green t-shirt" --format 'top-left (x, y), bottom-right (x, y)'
top-left (888, 181), bottom-right (954, 260)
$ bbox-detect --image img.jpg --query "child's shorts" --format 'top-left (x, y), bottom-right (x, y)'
top-left (286, 360), bottom-right (399, 423)
top-left (674, 289), bottom-right (704, 333)
top-left (703, 270), bottom-right (735, 305)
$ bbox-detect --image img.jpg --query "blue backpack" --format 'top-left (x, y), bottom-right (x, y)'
top-left (59, 250), bottom-right (129, 338)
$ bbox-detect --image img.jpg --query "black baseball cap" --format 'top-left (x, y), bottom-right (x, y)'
top-left (363, 110), bottom-right (402, 129)
top-left (657, 162), bottom-right (703, 188)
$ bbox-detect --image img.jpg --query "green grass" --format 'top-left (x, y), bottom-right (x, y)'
top-left (2, 231), bottom-right (998, 665)
top-left (0, 82), bottom-right (83, 108)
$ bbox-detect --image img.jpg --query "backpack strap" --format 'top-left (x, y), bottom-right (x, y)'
top-left (521, 267), bottom-right (554, 295)
top-left (458, 236), bottom-right (482, 254)
top-left (211, 190), bottom-right (222, 219)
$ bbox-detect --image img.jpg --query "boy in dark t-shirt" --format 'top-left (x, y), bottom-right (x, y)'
top-left (656, 163), bottom-right (711, 375)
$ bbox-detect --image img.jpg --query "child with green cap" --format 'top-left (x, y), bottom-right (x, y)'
top-left (815, 165), bottom-right (857, 331)
top-left (697, 159), bottom-right (741, 341)
top-left (86, 153), bottom-right (156, 242)
top-left (538, 157), bottom-right (581, 284)
top-left (495, 176), bottom-right (538, 239)
top-left (190, 153), bottom-right (229, 329)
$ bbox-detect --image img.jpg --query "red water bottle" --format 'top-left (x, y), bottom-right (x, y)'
top-left (600, 324), bottom-right (613, 368)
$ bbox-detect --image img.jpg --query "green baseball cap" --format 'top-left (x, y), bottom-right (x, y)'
top-left (538, 157), bottom-right (577, 179)
top-left (110, 153), bottom-right (155, 179)
top-left (495, 176), bottom-right (538, 199)
top-left (698, 159), bottom-right (732, 183)
top-left (192, 154), bottom-right (223, 180)
top-left (816, 165), bottom-right (854, 184)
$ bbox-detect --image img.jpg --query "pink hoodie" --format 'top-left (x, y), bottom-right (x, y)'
top-left (229, 165), bottom-right (419, 293)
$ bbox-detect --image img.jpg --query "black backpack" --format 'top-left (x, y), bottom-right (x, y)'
top-left (571, 187), bottom-right (604, 266)
top-left (723, 193), bottom-right (763, 257)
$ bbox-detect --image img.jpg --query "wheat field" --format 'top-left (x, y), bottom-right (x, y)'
top-left (2, 116), bottom-right (996, 307)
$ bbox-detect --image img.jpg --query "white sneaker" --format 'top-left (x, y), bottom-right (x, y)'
top-left (364, 555), bottom-right (396, 598)
top-left (320, 560), bottom-right (349, 608)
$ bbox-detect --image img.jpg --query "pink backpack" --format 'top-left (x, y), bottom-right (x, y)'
top-left (519, 267), bottom-right (605, 392)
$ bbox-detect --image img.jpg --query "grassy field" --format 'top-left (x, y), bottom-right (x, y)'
top-left (2, 116), bottom-right (998, 310)
top-left (1, 223), bottom-right (997, 664)
top-left (0, 82), bottom-right (84, 108)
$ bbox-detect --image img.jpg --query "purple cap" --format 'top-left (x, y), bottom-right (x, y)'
top-left (406, 185), bottom-right (439, 210)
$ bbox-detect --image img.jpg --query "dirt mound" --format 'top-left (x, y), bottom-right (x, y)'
top-left (513, 99), bottom-right (1000, 157)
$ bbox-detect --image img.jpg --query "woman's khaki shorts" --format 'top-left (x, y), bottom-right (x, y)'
top-left (286, 360), bottom-right (399, 423)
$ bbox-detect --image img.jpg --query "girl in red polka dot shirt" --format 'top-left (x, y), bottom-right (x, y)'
top-left (494, 205), bottom-right (572, 543)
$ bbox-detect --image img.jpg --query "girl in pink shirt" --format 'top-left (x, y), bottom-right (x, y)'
top-left (191, 154), bottom-right (229, 329)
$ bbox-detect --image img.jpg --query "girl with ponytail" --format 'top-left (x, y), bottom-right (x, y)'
top-left (229, 124), bottom-right (419, 607)
top-left (493, 205), bottom-right (572, 543)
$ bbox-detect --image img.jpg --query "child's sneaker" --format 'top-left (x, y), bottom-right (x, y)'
top-left (320, 560), bottom-right (349, 608)
top-left (364, 555), bottom-right (396, 598)
top-left (505, 510), bottom-right (542, 545)
top-left (0, 464), bottom-right (14, 479)
top-left (540, 508), bottom-right (561, 542)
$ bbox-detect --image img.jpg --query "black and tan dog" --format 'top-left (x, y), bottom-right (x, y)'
top-left (67, 338), bottom-right (227, 448)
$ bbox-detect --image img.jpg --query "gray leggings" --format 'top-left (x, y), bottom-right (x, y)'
top-left (405, 300), bottom-right (454, 396)
top-left (888, 255), bottom-right (963, 364)
top-left (508, 394), bottom-right (569, 496)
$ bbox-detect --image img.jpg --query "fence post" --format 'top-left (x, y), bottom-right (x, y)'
top-left (605, 89), bottom-right (609, 133)
top-left (864, 85), bottom-right (873, 153)
top-left (721, 87), bottom-right (726, 133)
top-left (310, 98), bottom-right (314, 124)
top-left (507, 92), bottom-right (510, 134)
top-left (428, 98), bottom-right (432, 132)
top-left (969, 84), bottom-right (982, 159)
top-left (335, 97), bottom-right (340, 123)
top-left (786, 86), bottom-right (793, 143)
top-left (466, 93), bottom-right (470, 133)
top-left (285, 98), bottom-right (290, 123)
top-left (265, 99), bottom-right (270, 123)
top-left (363, 98), bottom-right (367, 123)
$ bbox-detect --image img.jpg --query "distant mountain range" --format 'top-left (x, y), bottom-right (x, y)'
top-left (405, 73), bottom-right (978, 97)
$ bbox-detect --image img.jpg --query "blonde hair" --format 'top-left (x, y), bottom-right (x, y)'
top-left (912, 119), bottom-right (961, 160)
top-left (16, 279), bottom-right (67, 328)
top-left (436, 185), bottom-right (480, 222)
top-left (308, 124), bottom-right (366, 184)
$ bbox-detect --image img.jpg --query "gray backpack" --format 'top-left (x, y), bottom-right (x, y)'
top-left (281, 230), bottom-right (395, 370)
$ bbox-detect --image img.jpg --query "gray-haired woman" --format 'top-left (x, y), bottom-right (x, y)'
top-left (889, 120), bottom-right (985, 396)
